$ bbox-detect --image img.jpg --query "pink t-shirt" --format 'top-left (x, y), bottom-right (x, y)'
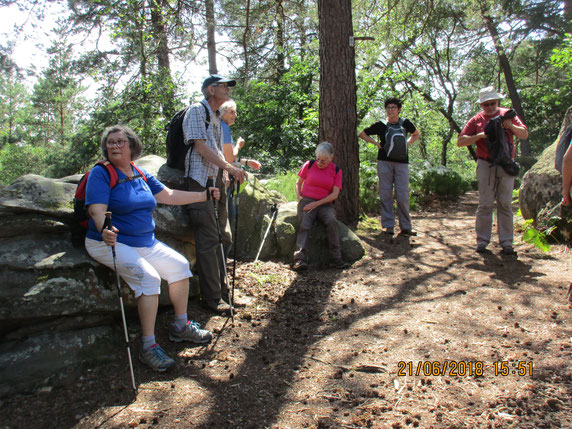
top-left (459, 107), bottom-right (526, 159)
top-left (298, 160), bottom-right (342, 200)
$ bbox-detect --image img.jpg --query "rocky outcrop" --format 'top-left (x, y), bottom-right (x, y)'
top-left (519, 107), bottom-right (572, 241)
top-left (0, 155), bottom-right (365, 396)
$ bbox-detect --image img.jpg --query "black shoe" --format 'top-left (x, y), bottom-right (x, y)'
top-left (383, 228), bottom-right (394, 236)
top-left (200, 300), bottom-right (232, 315)
top-left (292, 260), bottom-right (308, 271)
top-left (400, 229), bottom-right (417, 236)
top-left (476, 244), bottom-right (488, 253)
top-left (501, 246), bottom-right (517, 256)
top-left (330, 260), bottom-right (350, 269)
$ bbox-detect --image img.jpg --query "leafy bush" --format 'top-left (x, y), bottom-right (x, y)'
top-left (417, 163), bottom-right (470, 198)
top-left (359, 161), bottom-right (379, 215)
top-left (0, 143), bottom-right (55, 185)
top-left (264, 170), bottom-right (299, 202)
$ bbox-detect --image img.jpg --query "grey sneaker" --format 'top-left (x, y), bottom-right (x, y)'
top-left (139, 344), bottom-right (175, 372)
top-left (169, 321), bottom-right (212, 344)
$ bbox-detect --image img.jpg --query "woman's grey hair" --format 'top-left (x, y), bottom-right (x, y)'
top-left (100, 125), bottom-right (143, 161)
top-left (220, 100), bottom-right (237, 117)
top-left (315, 141), bottom-right (334, 158)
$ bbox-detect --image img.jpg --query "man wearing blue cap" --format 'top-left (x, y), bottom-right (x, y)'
top-left (182, 75), bottom-right (246, 315)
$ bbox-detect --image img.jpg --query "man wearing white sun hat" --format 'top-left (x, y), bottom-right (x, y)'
top-left (457, 86), bottom-right (528, 256)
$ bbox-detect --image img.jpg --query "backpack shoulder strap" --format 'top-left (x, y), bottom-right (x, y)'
top-left (130, 162), bottom-right (148, 182)
top-left (95, 161), bottom-right (119, 188)
top-left (308, 159), bottom-right (315, 169)
top-left (201, 101), bottom-right (211, 126)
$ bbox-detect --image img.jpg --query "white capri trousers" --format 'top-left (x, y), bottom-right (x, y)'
top-left (85, 238), bottom-right (192, 298)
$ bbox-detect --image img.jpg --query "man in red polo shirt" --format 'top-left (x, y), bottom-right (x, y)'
top-left (457, 86), bottom-right (528, 255)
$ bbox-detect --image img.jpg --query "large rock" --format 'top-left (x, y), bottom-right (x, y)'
top-left (0, 155), bottom-right (365, 396)
top-left (274, 202), bottom-right (365, 265)
top-left (519, 107), bottom-right (572, 241)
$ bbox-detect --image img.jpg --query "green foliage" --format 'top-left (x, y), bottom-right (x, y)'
top-left (417, 163), bottom-right (471, 198)
top-left (0, 143), bottom-right (55, 185)
top-left (516, 209), bottom-right (552, 252)
top-left (231, 55), bottom-right (319, 174)
top-left (264, 170), bottom-right (299, 202)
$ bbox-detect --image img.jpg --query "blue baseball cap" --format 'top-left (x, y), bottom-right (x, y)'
top-left (202, 74), bottom-right (236, 89)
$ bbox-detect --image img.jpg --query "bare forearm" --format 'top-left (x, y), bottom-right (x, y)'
top-left (195, 140), bottom-right (232, 171)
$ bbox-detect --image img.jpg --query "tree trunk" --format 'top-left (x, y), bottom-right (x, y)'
top-left (206, 0), bottom-right (218, 75)
top-left (318, 0), bottom-right (359, 225)
top-left (482, 12), bottom-right (531, 156)
top-left (150, 0), bottom-right (175, 118)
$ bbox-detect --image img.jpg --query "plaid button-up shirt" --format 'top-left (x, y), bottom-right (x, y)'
top-left (182, 99), bottom-right (223, 187)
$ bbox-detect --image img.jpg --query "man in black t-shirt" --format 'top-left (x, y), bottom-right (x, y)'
top-left (359, 97), bottom-right (420, 236)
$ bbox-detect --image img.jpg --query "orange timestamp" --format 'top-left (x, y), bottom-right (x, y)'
top-left (397, 360), bottom-right (533, 377)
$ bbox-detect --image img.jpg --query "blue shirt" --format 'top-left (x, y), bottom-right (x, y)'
top-left (85, 164), bottom-right (165, 247)
top-left (222, 121), bottom-right (233, 145)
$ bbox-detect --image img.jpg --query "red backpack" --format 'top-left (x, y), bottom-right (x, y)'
top-left (71, 161), bottom-right (147, 247)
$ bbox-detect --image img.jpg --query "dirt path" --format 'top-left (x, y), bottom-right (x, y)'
top-left (3, 192), bottom-right (572, 429)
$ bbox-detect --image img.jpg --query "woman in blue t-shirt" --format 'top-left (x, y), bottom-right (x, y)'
top-left (85, 125), bottom-right (219, 372)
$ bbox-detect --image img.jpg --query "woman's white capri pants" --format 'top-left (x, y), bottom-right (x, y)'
top-left (85, 238), bottom-right (192, 298)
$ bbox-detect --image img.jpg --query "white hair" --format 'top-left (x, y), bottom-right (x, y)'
top-left (316, 141), bottom-right (334, 158)
top-left (220, 100), bottom-right (237, 116)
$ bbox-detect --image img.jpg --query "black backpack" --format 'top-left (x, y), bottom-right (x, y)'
top-left (383, 118), bottom-right (408, 161)
top-left (165, 102), bottom-right (211, 170)
top-left (71, 161), bottom-right (147, 248)
top-left (484, 109), bottom-right (520, 176)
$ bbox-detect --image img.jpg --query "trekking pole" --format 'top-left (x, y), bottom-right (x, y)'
top-left (103, 212), bottom-right (137, 395)
top-left (231, 175), bottom-right (241, 308)
top-left (254, 204), bottom-right (278, 263)
top-left (211, 185), bottom-right (234, 321)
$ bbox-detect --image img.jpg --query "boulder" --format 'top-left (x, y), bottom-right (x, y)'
top-left (0, 155), bottom-right (365, 396)
top-left (519, 107), bottom-right (572, 241)
top-left (274, 201), bottom-right (366, 265)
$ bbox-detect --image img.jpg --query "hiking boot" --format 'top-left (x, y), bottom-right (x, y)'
top-left (501, 246), bottom-right (517, 256)
top-left (476, 244), bottom-right (488, 253)
top-left (400, 229), bottom-right (417, 236)
top-left (292, 259), bottom-right (308, 271)
top-left (330, 260), bottom-right (350, 269)
top-left (383, 228), bottom-right (394, 236)
top-left (169, 321), bottom-right (212, 344)
top-left (200, 299), bottom-right (232, 315)
top-left (139, 344), bottom-right (175, 372)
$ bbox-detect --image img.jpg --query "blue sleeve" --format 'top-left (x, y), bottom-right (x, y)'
top-left (136, 166), bottom-right (165, 195)
top-left (222, 122), bottom-right (234, 145)
top-left (85, 165), bottom-right (112, 206)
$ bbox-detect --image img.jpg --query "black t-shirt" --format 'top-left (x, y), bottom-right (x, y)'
top-left (363, 118), bottom-right (417, 163)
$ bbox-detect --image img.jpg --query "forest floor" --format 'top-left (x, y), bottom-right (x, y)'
top-left (2, 191), bottom-right (572, 429)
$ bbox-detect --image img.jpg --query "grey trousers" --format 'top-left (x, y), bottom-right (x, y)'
top-left (294, 198), bottom-right (342, 263)
top-left (475, 159), bottom-right (514, 248)
top-left (377, 160), bottom-right (411, 230)
top-left (186, 176), bottom-right (229, 303)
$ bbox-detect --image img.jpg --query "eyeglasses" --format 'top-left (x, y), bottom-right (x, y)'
top-left (315, 158), bottom-right (330, 164)
top-left (106, 139), bottom-right (128, 148)
top-left (481, 101), bottom-right (498, 107)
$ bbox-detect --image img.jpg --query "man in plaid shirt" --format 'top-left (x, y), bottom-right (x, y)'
top-left (182, 75), bottom-right (246, 315)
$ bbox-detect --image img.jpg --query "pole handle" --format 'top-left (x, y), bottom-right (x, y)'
top-left (104, 211), bottom-right (113, 231)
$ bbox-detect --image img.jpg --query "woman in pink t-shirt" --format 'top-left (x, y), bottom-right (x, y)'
top-left (293, 142), bottom-right (350, 271)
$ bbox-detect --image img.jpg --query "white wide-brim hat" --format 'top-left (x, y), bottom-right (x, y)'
top-left (477, 86), bottom-right (505, 104)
